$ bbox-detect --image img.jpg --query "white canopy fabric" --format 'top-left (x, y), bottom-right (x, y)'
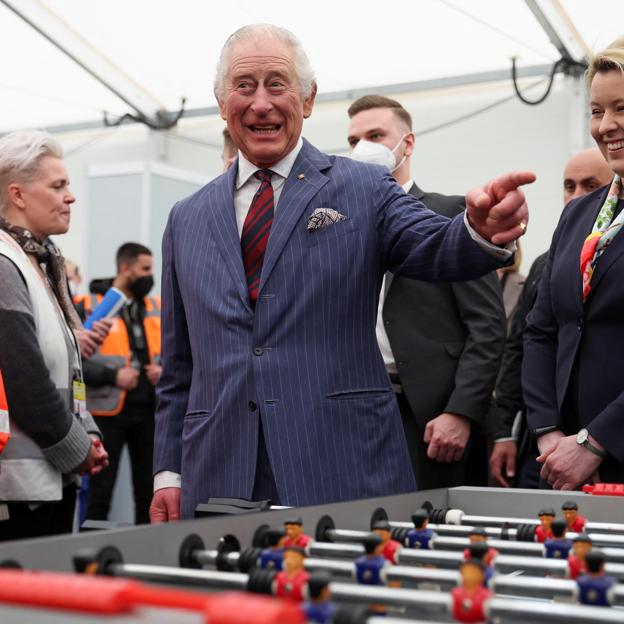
top-left (1, 0), bottom-right (622, 133)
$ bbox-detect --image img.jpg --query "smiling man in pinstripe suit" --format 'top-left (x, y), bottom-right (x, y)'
top-left (150, 23), bottom-right (534, 521)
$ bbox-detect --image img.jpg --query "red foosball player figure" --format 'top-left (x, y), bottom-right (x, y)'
top-left (462, 528), bottom-right (498, 567)
top-left (534, 508), bottom-right (556, 543)
top-left (301, 571), bottom-right (336, 624)
top-left (451, 558), bottom-right (492, 623)
top-left (371, 519), bottom-right (402, 564)
top-left (576, 550), bottom-right (616, 607)
top-left (274, 546), bottom-right (309, 601)
top-left (562, 501), bottom-right (587, 533)
top-left (283, 517), bottom-right (312, 549)
top-left (406, 508), bottom-right (438, 549)
top-left (568, 534), bottom-right (593, 579)
top-left (544, 519), bottom-right (573, 559)
top-left (259, 528), bottom-right (286, 571)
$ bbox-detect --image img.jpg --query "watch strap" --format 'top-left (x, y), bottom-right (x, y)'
top-left (579, 436), bottom-right (608, 459)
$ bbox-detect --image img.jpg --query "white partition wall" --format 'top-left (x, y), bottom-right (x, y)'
top-left (85, 161), bottom-right (205, 294)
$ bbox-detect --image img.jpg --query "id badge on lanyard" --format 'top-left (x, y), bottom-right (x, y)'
top-left (72, 370), bottom-right (87, 421)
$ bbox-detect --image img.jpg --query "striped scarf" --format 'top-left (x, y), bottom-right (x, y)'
top-left (0, 216), bottom-right (83, 331)
top-left (580, 175), bottom-right (623, 302)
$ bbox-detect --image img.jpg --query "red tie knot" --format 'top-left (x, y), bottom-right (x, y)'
top-left (254, 169), bottom-right (274, 184)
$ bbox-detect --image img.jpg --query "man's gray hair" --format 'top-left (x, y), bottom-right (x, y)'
top-left (214, 24), bottom-right (315, 101)
top-left (0, 130), bottom-right (64, 213)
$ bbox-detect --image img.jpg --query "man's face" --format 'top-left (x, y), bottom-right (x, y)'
top-left (563, 509), bottom-right (577, 525)
top-left (125, 253), bottom-right (153, 282)
top-left (348, 107), bottom-right (407, 153)
top-left (540, 514), bottom-right (554, 530)
top-left (217, 35), bottom-right (316, 168)
top-left (563, 151), bottom-right (613, 204)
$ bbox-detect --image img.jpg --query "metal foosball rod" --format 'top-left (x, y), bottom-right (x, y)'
top-left (66, 543), bottom-right (624, 624)
top-left (330, 582), bottom-right (624, 624)
top-left (392, 504), bottom-right (624, 535)
top-left (313, 514), bottom-right (624, 566)
top-left (184, 527), bottom-right (624, 583)
top-left (179, 532), bottom-right (624, 599)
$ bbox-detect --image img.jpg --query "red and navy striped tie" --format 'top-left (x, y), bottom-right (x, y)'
top-left (241, 169), bottom-right (274, 306)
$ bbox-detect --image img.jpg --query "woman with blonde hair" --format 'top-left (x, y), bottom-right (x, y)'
top-left (0, 130), bottom-right (109, 540)
top-left (524, 37), bottom-right (624, 489)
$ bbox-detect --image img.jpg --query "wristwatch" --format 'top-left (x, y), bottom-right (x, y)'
top-left (576, 428), bottom-right (607, 459)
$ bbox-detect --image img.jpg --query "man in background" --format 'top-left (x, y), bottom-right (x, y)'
top-left (221, 127), bottom-right (237, 173)
top-left (348, 95), bottom-right (506, 488)
top-left (489, 148), bottom-right (613, 487)
top-left (78, 243), bottom-right (161, 523)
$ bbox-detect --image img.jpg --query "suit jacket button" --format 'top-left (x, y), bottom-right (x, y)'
top-left (253, 347), bottom-right (264, 356)
top-left (248, 401), bottom-right (257, 412)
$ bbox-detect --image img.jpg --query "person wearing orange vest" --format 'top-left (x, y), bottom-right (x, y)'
top-left (77, 243), bottom-right (161, 525)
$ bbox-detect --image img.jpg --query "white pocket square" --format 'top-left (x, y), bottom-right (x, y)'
top-left (307, 208), bottom-right (348, 232)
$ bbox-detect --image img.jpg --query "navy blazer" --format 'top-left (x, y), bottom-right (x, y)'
top-left (154, 139), bottom-right (504, 517)
top-left (524, 184), bottom-right (624, 477)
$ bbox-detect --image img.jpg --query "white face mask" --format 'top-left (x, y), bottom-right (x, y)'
top-left (350, 134), bottom-right (408, 173)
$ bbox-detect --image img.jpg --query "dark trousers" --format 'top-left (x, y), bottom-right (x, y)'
top-left (86, 405), bottom-right (154, 524)
top-left (251, 419), bottom-right (281, 504)
top-left (397, 391), bottom-right (468, 490)
top-left (0, 484), bottom-right (76, 542)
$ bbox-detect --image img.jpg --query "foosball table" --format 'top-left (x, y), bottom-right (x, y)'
top-left (1, 486), bottom-right (624, 623)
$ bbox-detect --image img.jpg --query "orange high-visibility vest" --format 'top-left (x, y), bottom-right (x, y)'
top-left (75, 294), bottom-right (161, 416)
top-left (0, 370), bottom-right (10, 454)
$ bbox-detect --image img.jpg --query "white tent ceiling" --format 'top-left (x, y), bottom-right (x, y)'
top-left (0, 0), bottom-right (622, 133)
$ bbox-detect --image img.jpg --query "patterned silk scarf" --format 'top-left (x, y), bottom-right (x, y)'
top-left (580, 175), bottom-right (624, 302)
top-left (0, 216), bottom-right (83, 331)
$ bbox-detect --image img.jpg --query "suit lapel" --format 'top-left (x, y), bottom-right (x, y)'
top-left (207, 163), bottom-right (252, 311)
top-left (258, 140), bottom-right (331, 293)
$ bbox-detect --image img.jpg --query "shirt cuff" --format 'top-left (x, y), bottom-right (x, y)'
top-left (463, 212), bottom-right (515, 260)
top-left (154, 470), bottom-right (181, 492)
top-left (494, 437), bottom-right (517, 443)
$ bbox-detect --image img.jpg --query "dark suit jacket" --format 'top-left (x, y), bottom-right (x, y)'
top-left (154, 141), bottom-right (506, 517)
top-left (524, 185), bottom-right (624, 475)
top-left (383, 183), bottom-right (506, 426)
top-left (489, 251), bottom-right (548, 441)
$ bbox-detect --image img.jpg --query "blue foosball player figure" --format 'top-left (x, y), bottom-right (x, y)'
top-left (577, 550), bottom-right (615, 607)
top-left (406, 508), bottom-right (437, 549)
top-left (544, 519), bottom-right (572, 559)
top-left (354, 533), bottom-right (387, 585)
top-left (302, 571), bottom-right (336, 623)
top-left (259, 528), bottom-right (285, 571)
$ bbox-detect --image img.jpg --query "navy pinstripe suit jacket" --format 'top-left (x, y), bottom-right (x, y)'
top-left (154, 139), bottom-right (503, 518)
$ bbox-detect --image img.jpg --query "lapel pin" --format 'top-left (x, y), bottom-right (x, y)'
top-left (297, 173), bottom-right (305, 180)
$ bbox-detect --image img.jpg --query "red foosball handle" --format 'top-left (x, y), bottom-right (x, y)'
top-left (582, 483), bottom-right (624, 496)
top-left (0, 569), bottom-right (304, 623)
